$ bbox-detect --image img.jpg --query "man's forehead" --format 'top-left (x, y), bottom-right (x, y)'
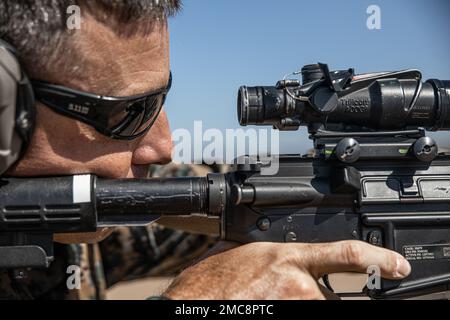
top-left (49, 14), bottom-right (170, 97)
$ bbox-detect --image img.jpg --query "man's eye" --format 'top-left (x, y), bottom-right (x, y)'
top-left (126, 103), bottom-right (143, 113)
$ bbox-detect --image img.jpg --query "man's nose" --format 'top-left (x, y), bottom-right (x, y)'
top-left (131, 109), bottom-right (173, 165)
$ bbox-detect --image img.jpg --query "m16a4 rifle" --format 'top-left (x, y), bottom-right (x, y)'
top-left (1, 63), bottom-right (449, 299)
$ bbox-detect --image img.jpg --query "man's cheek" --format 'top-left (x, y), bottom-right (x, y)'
top-left (85, 153), bottom-right (135, 178)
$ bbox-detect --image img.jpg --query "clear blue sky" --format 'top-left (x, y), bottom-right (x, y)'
top-left (166, 0), bottom-right (450, 154)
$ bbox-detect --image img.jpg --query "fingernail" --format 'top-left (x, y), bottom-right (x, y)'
top-left (394, 256), bottom-right (411, 278)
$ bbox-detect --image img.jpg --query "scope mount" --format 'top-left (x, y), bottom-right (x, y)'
top-left (311, 128), bottom-right (439, 163)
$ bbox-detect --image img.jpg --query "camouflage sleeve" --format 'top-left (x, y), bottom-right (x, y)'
top-left (99, 224), bottom-right (217, 287)
top-left (99, 164), bottom-right (219, 288)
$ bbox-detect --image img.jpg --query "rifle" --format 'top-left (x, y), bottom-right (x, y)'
top-left (1, 63), bottom-right (449, 299)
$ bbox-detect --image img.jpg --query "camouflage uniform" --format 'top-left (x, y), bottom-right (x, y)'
top-left (0, 164), bottom-right (218, 300)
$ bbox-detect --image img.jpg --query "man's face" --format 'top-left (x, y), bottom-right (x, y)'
top-left (8, 14), bottom-right (173, 179)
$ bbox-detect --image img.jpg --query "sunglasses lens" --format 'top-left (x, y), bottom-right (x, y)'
top-left (109, 94), bottom-right (165, 138)
top-left (133, 94), bottom-right (164, 134)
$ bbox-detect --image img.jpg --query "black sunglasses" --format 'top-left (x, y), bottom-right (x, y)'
top-left (32, 73), bottom-right (172, 140)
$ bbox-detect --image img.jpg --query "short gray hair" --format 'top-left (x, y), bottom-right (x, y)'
top-left (0, 0), bottom-right (181, 76)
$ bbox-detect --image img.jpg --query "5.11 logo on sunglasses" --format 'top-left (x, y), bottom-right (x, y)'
top-left (68, 103), bottom-right (90, 115)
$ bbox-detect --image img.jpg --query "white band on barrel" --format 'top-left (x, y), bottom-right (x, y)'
top-left (72, 175), bottom-right (92, 203)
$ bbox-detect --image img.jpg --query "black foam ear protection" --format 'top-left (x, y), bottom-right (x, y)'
top-left (0, 39), bottom-right (35, 175)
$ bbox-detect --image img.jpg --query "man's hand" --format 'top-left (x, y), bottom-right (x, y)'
top-left (164, 241), bottom-right (411, 300)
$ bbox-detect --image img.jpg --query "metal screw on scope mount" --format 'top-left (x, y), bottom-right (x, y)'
top-left (336, 138), bottom-right (361, 163)
top-left (257, 217), bottom-right (271, 231)
top-left (413, 137), bottom-right (438, 162)
top-left (368, 231), bottom-right (382, 245)
top-left (285, 232), bottom-right (298, 242)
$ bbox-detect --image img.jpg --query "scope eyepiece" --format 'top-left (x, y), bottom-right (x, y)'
top-left (238, 85), bottom-right (291, 128)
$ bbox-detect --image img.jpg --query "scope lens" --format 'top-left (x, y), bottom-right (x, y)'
top-left (427, 79), bottom-right (450, 130)
top-left (237, 86), bottom-right (248, 126)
